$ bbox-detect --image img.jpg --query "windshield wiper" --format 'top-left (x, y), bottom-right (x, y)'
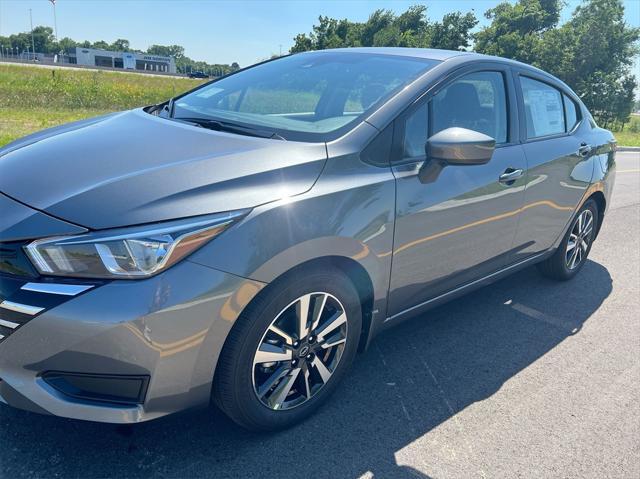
top-left (173, 117), bottom-right (285, 140)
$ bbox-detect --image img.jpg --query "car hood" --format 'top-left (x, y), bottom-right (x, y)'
top-left (0, 109), bottom-right (327, 230)
top-left (0, 193), bottom-right (87, 243)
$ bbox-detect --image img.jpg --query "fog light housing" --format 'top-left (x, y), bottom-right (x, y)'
top-left (42, 372), bottom-right (149, 405)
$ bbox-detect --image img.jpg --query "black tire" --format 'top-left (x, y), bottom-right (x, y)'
top-left (213, 266), bottom-right (362, 431)
top-left (537, 199), bottom-right (599, 281)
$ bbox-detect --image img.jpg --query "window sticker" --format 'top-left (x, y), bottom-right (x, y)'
top-left (527, 89), bottom-right (563, 137)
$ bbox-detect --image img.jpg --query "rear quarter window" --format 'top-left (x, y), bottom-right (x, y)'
top-left (563, 93), bottom-right (580, 131)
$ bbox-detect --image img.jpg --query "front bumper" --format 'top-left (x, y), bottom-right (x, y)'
top-left (0, 259), bottom-right (264, 423)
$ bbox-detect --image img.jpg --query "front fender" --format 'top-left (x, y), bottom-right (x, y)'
top-left (188, 152), bottom-right (396, 339)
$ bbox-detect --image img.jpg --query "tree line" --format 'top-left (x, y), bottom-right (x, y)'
top-left (0, 27), bottom-right (239, 76)
top-left (291, 0), bottom-right (639, 129)
top-left (1, 0), bottom-right (636, 126)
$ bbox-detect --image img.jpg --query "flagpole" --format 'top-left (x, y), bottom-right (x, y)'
top-left (29, 9), bottom-right (36, 60)
top-left (50, 0), bottom-right (58, 42)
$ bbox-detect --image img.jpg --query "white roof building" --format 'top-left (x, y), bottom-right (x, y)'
top-left (74, 47), bottom-right (176, 74)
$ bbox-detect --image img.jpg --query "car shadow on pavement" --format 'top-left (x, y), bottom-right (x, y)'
top-left (0, 260), bottom-right (612, 479)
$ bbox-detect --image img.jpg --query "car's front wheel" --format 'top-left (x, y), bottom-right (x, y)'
top-left (213, 266), bottom-right (362, 431)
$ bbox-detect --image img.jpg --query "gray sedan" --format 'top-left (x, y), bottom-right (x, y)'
top-left (0, 48), bottom-right (616, 430)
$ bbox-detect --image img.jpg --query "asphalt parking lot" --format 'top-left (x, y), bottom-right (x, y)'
top-left (1, 151), bottom-right (638, 479)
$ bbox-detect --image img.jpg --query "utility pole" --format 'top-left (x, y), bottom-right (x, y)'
top-left (29, 9), bottom-right (36, 61)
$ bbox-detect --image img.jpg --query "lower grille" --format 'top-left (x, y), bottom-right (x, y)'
top-left (42, 372), bottom-right (150, 405)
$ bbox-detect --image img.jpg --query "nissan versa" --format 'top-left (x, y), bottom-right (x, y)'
top-left (0, 48), bottom-right (615, 431)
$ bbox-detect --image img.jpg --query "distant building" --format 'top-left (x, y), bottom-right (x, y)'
top-left (74, 47), bottom-right (176, 74)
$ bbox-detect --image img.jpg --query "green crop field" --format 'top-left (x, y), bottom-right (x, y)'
top-left (0, 63), bottom-right (205, 146)
top-left (0, 63), bottom-right (638, 148)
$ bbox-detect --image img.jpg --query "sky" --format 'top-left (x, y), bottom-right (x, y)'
top-left (0, 0), bottom-right (639, 67)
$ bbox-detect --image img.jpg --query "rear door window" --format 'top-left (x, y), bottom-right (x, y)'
top-left (520, 77), bottom-right (565, 138)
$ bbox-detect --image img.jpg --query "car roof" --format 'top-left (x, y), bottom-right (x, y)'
top-left (306, 47), bottom-right (542, 70)
top-left (305, 47), bottom-right (560, 82)
top-left (319, 47), bottom-right (470, 61)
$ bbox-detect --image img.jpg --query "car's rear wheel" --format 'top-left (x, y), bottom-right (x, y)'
top-left (213, 266), bottom-right (362, 431)
top-left (537, 199), bottom-right (598, 281)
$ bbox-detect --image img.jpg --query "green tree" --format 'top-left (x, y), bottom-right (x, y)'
top-left (91, 40), bottom-right (110, 50)
top-left (0, 26), bottom-right (56, 55)
top-left (58, 37), bottom-right (78, 54)
top-left (110, 39), bottom-right (131, 52)
top-left (31, 26), bottom-right (57, 53)
top-left (476, 0), bottom-right (638, 127)
top-left (430, 12), bottom-right (479, 50)
top-left (290, 34), bottom-right (313, 53)
top-left (540, 0), bottom-right (639, 126)
top-left (290, 6), bottom-right (477, 53)
top-left (363, 10), bottom-right (396, 46)
top-left (148, 44), bottom-right (185, 60)
top-left (474, 0), bottom-right (561, 64)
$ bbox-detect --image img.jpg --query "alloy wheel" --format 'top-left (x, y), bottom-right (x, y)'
top-left (251, 292), bottom-right (348, 411)
top-left (566, 209), bottom-right (594, 270)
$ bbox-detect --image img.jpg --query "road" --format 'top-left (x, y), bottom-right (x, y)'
top-left (1, 151), bottom-right (638, 479)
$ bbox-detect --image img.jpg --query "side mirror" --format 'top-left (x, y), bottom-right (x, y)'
top-left (426, 127), bottom-right (496, 165)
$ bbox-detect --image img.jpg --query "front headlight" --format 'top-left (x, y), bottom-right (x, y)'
top-left (24, 210), bottom-right (248, 279)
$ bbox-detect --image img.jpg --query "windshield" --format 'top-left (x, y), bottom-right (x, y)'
top-left (171, 52), bottom-right (440, 141)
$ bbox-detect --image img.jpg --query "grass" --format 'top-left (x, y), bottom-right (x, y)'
top-left (611, 115), bottom-right (640, 147)
top-left (0, 107), bottom-right (111, 146)
top-left (0, 63), bottom-right (204, 146)
top-left (0, 63), bottom-right (639, 148)
top-left (612, 130), bottom-right (640, 147)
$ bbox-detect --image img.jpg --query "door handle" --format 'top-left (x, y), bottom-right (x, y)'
top-left (578, 142), bottom-right (592, 157)
top-left (499, 168), bottom-right (524, 185)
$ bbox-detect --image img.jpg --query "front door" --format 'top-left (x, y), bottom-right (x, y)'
top-left (388, 68), bottom-right (527, 319)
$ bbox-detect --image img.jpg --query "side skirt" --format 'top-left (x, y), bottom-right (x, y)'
top-left (382, 250), bottom-right (552, 328)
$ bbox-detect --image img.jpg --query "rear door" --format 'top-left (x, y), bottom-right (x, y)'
top-left (510, 72), bottom-right (594, 261)
top-left (388, 65), bottom-right (527, 319)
